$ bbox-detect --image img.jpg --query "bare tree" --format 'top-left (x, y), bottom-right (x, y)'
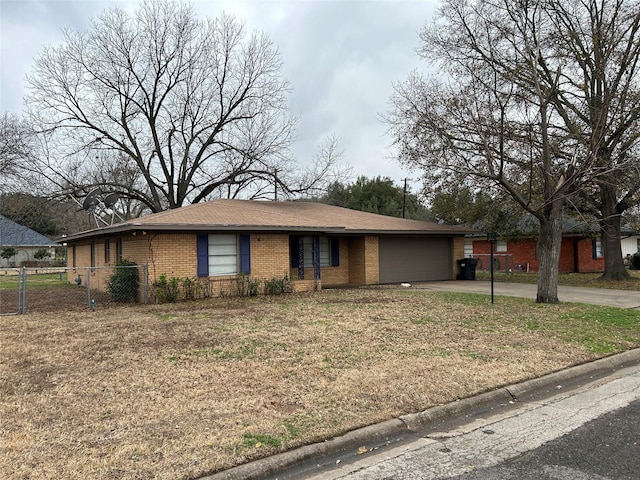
top-left (386, 0), bottom-right (639, 303)
top-left (0, 113), bottom-right (33, 192)
top-left (539, 0), bottom-right (640, 280)
top-left (25, 0), bottom-right (331, 213)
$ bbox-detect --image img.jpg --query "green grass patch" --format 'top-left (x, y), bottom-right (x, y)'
top-left (0, 272), bottom-right (73, 290)
top-left (242, 432), bottom-right (281, 449)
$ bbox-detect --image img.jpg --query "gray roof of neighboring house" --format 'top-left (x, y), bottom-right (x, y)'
top-left (471, 215), bottom-right (640, 238)
top-left (0, 214), bottom-right (58, 247)
top-left (61, 199), bottom-right (477, 242)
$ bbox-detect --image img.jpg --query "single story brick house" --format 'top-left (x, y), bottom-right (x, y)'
top-left (470, 235), bottom-right (603, 273)
top-left (467, 219), bottom-right (622, 273)
top-left (61, 199), bottom-right (473, 295)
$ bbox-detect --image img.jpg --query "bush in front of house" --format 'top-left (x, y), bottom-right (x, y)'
top-left (154, 274), bottom-right (180, 303)
top-left (263, 274), bottom-right (292, 295)
top-left (107, 259), bottom-right (139, 302)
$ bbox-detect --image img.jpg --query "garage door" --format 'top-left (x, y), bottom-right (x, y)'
top-left (379, 236), bottom-right (451, 283)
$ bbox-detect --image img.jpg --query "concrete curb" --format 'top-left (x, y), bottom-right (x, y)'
top-left (198, 348), bottom-right (640, 480)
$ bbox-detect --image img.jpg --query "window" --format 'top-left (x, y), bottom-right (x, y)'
top-left (464, 238), bottom-right (473, 257)
top-left (593, 236), bottom-right (604, 259)
top-left (115, 238), bottom-right (123, 262)
top-left (303, 236), bottom-right (331, 267)
top-left (209, 234), bottom-right (238, 276)
top-left (290, 235), bottom-right (339, 268)
top-left (496, 239), bottom-right (507, 252)
top-left (90, 241), bottom-right (96, 270)
top-left (104, 238), bottom-right (111, 264)
top-left (72, 244), bottom-right (77, 268)
top-left (196, 234), bottom-right (250, 277)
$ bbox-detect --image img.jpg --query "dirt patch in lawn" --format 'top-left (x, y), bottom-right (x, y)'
top-left (2, 288), bottom-right (639, 480)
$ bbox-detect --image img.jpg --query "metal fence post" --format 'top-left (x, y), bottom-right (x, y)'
top-left (86, 267), bottom-right (92, 308)
top-left (21, 267), bottom-right (27, 314)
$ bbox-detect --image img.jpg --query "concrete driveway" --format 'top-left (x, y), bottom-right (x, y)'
top-left (415, 280), bottom-right (640, 309)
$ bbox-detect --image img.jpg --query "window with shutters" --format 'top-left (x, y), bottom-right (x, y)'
top-left (197, 234), bottom-right (250, 278)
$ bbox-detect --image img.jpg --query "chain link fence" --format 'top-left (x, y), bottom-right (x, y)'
top-left (0, 268), bottom-right (23, 315)
top-left (0, 265), bottom-right (148, 315)
top-left (472, 254), bottom-right (516, 273)
top-left (0, 266), bottom-right (295, 315)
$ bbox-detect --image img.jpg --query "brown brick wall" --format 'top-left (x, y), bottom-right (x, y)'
top-left (142, 233), bottom-right (197, 282)
top-left (251, 233), bottom-right (290, 279)
top-left (452, 236), bottom-right (465, 279)
top-left (472, 237), bottom-right (604, 273)
top-left (347, 235), bottom-right (379, 285)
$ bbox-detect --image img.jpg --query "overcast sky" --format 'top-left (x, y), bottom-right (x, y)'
top-left (0, 0), bottom-right (438, 190)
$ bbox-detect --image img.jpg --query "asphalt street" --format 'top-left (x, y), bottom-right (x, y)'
top-left (446, 398), bottom-right (640, 480)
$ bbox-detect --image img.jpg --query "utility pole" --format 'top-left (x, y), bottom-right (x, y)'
top-left (274, 169), bottom-right (278, 201)
top-left (402, 178), bottom-right (408, 218)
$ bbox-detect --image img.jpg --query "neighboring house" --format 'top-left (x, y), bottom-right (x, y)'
top-left (61, 199), bottom-right (474, 293)
top-left (0, 214), bottom-right (59, 267)
top-left (620, 234), bottom-right (640, 258)
top-left (466, 219), bottom-right (638, 273)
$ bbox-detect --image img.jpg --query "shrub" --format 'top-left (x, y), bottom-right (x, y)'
top-left (154, 274), bottom-right (180, 303)
top-left (1, 247), bottom-right (16, 262)
top-left (236, 273), bottom-right (261, 297)
top-left (107, 259), bottom-right (139, 302)
top-left (33, 249), bottom-right (52, 261)
top-left (263, 274), bottom-right (292, 295)
top-left (181, 277), bottom-right (206, 300)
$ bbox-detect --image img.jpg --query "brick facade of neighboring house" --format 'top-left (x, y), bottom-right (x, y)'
top-left (63, 200), bottom-right (472, 298)
top-left (471, 235), bottom-right (604, 273)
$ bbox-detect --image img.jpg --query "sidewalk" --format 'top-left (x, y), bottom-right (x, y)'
top-left (414, 280), bottom-right (640, 309)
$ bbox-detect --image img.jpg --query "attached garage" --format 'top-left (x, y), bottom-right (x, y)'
top-left (379, 236), bottom-right (452, 283)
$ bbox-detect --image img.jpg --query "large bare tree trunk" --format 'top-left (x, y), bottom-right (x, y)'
top-left (599, 182), bottom-right (630, 280)
top-left (536, 204), bottom-right (564, 304)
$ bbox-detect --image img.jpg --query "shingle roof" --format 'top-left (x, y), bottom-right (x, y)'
top-left (63, 199), bottom-right (475, 241)
top-left (0, 214), bottom-right (58, 247)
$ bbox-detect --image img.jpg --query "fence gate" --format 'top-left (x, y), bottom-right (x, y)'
top-left (0, 268), bottom-right (23, 315)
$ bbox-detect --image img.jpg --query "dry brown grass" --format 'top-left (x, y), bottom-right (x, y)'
top-left (2, 288), bottom-right (639, 480)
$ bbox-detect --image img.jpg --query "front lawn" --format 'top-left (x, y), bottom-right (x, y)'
top-left (2, 288), bottom-right (639, 479)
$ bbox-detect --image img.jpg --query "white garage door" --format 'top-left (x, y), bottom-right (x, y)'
top-left (379, 236), bottom-right (452, 283)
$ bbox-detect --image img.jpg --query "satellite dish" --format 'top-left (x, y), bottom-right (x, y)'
top-left (103, 192), bottom-right (120, 209)
top-left (82, 187), bottom-right (102, 211)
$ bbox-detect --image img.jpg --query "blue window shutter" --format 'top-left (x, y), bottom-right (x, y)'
top-left (312, 235), bottom-right (321, 280)
top-left (290, 236), bottom-right (300, 268)
top-left (239, 234), bottom-right (251, 274)
top-left (196, 234), bottom-right (209, 277)
top-left (331, 237), bottom-right (340, 266)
